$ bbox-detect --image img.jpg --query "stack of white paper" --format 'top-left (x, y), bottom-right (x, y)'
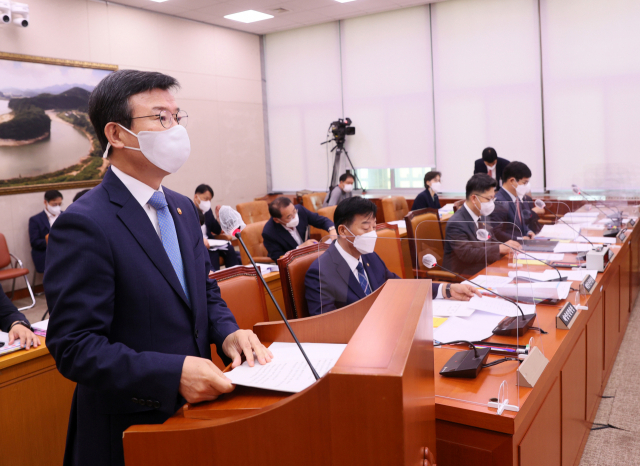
top-left (0, 332), bottom-right (34, 356)
top-left (508, 269), bottom-right (598, 282)
top-left (516, 253), bottom-right (565, 261)
top-left (432, 300), bottom-right (476, 318)
top-left (208, 239), bottom-right (232, 251)
top-left (462, 275), bottom-right (513, 289)
top-left (439, 204), bottom-right (456, 214)
top-left (538, 224), bottom-right (580, 240)
top-left (225, 342), bottom-right (347, 393)
top-left (387, 220), bottom-right (406, 229)
top-left (495, 282), bottom-right (572, 300)
top-left (468, 296), bottom-right (536, 316)
top-left (31, 320), bottom-right (48, 337)
top-left (574, 236), bottom-right (616, 245)
top-left (433, 311), bottom-right (505, 343)
top-left (553, 243), bottom-right (592, 253)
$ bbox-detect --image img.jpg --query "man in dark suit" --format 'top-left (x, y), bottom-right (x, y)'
top-left (473, 147), bottom-right (510, 189)
top-left (443, 174), bottom-right (520, 277)
top-left (193, 184), bottom-right (240, 271)
top-left (262, 196), bottom-right (337, 262)
top-left (489, 161), bottom-right (536, 242)
top-left (45, 70), bottom-right (272, 466)
top-left (28, 189), bottom-right (63, 274)
top-left (0, 282), bottom-right (39, 350)
top-left (522, 194), bottom-right (543, 235)
top-left (305, 197), bottom-right (479, 315)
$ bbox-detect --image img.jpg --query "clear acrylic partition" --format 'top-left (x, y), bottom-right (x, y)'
top-left (311, 219), bottom-right (557, 412)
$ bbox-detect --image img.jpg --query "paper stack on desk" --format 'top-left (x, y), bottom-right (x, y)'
top-left (434, 311), bottom-right (505, 343)
top-left (0, 332), bottom-right (34, 356)
top-left (208, 239), bottom-right (232, 251)
top-left (495, 282), bottom-right (572, 300)
top-left (225, 342), bottom-right (347, 393)
top-left (31, 320), bottom-right (48, 337)
top-left (508, 269), bottom-right (598, 282)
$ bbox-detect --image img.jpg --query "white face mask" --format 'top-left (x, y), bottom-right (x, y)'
top-left (345, 227), bottom-right (377, 255)
top-left (474, 197), bottom-right (495, 216)
top-left (430, 182), bottom-right (442, 193)
top-left (198, 199), bottom-right (211, 213)
top-left (285, 212), bottom-right (299, 229)
top-left (46, 204), bottom-right (61, 216)
top-left (515, 181), bottom-right (529, 198)
top-left (343, 183), bottom-right (354, 193)
top-left (103, 123), bottom-right (191, 174)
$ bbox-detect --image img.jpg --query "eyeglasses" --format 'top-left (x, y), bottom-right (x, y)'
top-left (131, 110), bottom-right (188, 129)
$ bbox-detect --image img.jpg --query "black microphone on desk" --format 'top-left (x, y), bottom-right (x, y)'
top-left (218, 206), bottom-right (320, 380)
top-left (571, 185), bottom-right (622, 222)
top-left (476, 228), bottom-right (566, 282)
top-left (535, 199), bottom-right (595, 260)
top-left (422, 254), bottom-right (535, 336)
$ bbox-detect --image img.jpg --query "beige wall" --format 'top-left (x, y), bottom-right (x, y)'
top-left (0, 0), bottom-right (267, 292)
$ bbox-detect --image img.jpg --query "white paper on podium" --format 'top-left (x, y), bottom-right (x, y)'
top-left (574, 236), bottom-right (616, 244)
top-left (553, 243), bottom-right (592, 253)
top-left (461, 275), bottom-right (513, 289)
top-left (225, 342), bottom-right (347, 393)
top-left (433, 311), bottom-right (504, 343)
top-left (508, 269), bottom-right (598, 282)
top-left (468, 296), bottom-right (536, 317)
top-left (432, 299), bottom-right (476, 318)
top-left (516, 252), bottom-right (565, 261)
top-left (495, 282), bottom-right (572, 300)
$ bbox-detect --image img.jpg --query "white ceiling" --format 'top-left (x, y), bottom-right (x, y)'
top-left (108, 0), bottom-right (442, 35)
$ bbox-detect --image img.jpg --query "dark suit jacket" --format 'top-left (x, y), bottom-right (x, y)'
top-left (0, 283), bottom-right (28, 332)
top-left (474, 157), bottom-right (510, 187)
top-left (45, 168), bottom-right (240, 466)
top-left (305, 242), bottom-right (438, 316)
top-left (521, 194), bottom-right (542, 234)
top-left (28, 210), bottom-right (50, 273)
top-left (262, 204), bottom-right (334, 262)
top-left (203, 209), bottom-right (240, 270)
top-left (443, 205), bottom-right (502, 277)
top-left (412, 189), bottom-right (441, 211)
top-left (488, 188), bottom-right (532, 242)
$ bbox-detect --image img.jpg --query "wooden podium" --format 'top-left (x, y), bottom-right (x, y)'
top-left (123, 280), bottom-right (436, 466)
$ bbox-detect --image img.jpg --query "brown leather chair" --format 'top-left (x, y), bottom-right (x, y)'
top-left (0, 233), bottom-right (35, 310)
top-left (277, 243), bottom-right (330, 319)
top-left (302, 192), bottom-right (327, 213)
top-left (208, 267), bottom-right (269, 369)
top-left (236, 201), bottom-right (269, 225)
top-left (374, 223), bottom-right (405, 278)
top-left (239, 220), bottom-right (273, 265)
top-left (310, 205), bottom-right (337, 240)
top-left (452, 200), bottom-right (465, 213)
top-left (405, 209), bottom-right (460, 282)
top-left (381, 196), bottom-right (409, 222)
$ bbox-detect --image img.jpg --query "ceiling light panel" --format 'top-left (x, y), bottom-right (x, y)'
top-left (224, 10), bottom-right (274, 23)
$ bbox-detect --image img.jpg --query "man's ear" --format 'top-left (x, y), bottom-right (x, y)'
top-left (104, 122), bottom-right (127, 150)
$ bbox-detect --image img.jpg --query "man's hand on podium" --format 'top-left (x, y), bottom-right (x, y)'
top-left (223, 329), bottom-right (274, 368)
top-left (179, 357), bottom-right (235, 404)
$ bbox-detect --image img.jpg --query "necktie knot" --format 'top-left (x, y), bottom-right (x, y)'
top-left (148, 191), bottom-right (168, 211)
top-left (356, 262), bottom-right (365, 274)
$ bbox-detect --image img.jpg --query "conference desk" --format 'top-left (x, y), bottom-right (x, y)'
top-left (434, 213), bottom-right (639, 466)
top-left (0, 337), bottom-right (75, 465)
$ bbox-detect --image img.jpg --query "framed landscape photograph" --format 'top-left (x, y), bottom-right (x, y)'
top-left (0, 52), bottom-right (118, 195)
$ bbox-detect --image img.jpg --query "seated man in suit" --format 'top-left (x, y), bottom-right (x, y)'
top-left (305, 197), bottom-right (479, 315)
top-left (489, 161), bottom-right (536, 242)
top-left (193, 184), bottom-right (240, 271)
top-left (474, 147), bottom-right (510, 188)
top-left (412, 171), bottom-right (442, 211)
top-left (323, 172), bottom-right (354, 207)
top-left (28, 189), bottom-right (63, 275)
top-left (263, 196), bottom-right (337, 262)
top-left (0, 282), bottom-right (39, 350)
top-left (444, 174), bottom-right (520, 277)
top-left (522, 193), bottom-right (543, 235)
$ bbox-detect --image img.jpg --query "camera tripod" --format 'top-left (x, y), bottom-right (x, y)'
top-left (323, 141), bottom-right (364, 193)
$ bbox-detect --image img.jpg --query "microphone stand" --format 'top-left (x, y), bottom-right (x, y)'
top-left (234, 231), bottom-right (320, 380)
top-left (540, 203), bottom-right (595, 261)
top-left (572, 187), bottom-right (622, 224)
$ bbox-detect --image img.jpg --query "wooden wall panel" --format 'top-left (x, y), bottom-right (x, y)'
top-left (436, 420), bottom-right (512, 466)
top-left (519, 377), bottom-right (561, 466)
top-left (586, 296), bottom-right (604, 421)
top-left (620, 252), bottom-right (631, 333)
top-left (561, 330), bottom-right (588, 466)
top-left (603, 268), bottom-right (621, 374)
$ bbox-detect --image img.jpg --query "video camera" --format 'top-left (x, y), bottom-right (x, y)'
top-left (330, 118), bottom-right (355, 145)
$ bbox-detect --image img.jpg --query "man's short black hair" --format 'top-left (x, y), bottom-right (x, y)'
top-left (72, 189), bottom-right (90, 203)
top-left (195, 184), bottom-right (214, 198)
top-left (269, 196), bottom-right (293, 219)
top-left (44, 190), bottom-right (63, 203)
top-left (339, 172), bottom-right (355, 183)
top-left (334, 197), bottom-right (377, 232)
top-left (88, 69), bottom-right (180, 156)
top-left (424, 170), bottom-right (441, 187)
top-left (482, 147), bottom-right (498, 163)
top-left (465, 174), bottom-right (497, 199)
top-left (502, 161), bottom-right (532, 183)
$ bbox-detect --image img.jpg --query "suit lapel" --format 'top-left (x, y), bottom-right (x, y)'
top-left (329, 245), bottom-right (365, 299)
top-left (276, 223), bottom-right (299, 250)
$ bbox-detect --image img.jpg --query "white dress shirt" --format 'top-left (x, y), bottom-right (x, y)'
top-left (45, 208), bottom-right (59, 227)
top-left (335, 240), bottom-right (443, 298)
top-left (286, 226), bottom-right (303, 246)
top-left (111, 165), bottom-right (163, 238)
top-left (463, 202), bottom-right (481, 227)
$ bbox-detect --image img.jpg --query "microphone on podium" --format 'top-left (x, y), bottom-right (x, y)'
top-left (571, 185), bottom-right (621, 222)
top-left (534, 199), bottom-right (596, 253)
top-left (218, 206), bottom-right (320, 380)
top-left (422, 254), bottom-right (535, 336)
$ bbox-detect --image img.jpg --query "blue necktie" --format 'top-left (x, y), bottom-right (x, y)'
top-left (148, 191), bottom-right (190, 304)
top-left (356, 262), bottom-right (371, 296)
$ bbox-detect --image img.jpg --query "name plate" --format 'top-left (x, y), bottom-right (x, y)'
top-left (580, 274), bottom-right (596, 295)
top-left (629, 218), bottom-right (637, 227)
top-left (556, 302), bottom-right (579, 330)
top-left (617, 229), bottom-right (628, 244)
top-left (517, 346), bottom-right (549, 388)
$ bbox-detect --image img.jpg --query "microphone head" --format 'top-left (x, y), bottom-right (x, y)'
top-left (422, 254), bottom-right (437, 269)
top-left (534, 199), bottom-right (545, 209)
top-left (218, 206), bottom-right (246, 237)
top-left (571, 184), bottom-right (580, 194)
top-left (476, 229), bottom-right (491, 241)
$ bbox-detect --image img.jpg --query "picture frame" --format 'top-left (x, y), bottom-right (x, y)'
top-left (0, 52), bottom-right (118, 196)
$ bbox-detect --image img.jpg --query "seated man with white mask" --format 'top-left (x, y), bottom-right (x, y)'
top-left (489, 161), bottom-right (536, 242)
top-left (305, 197), bottom-right (479, 316)
top-left (193, 184), bottom-right (240, 271)
top-left (262, 196), bottom-right (337, 262)
top-left (443, 174), bottom-right (520, 277)
top-left (29, 189), bottom-right (63, 275)
top-left (323, 172), bottom-right (355, 207)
